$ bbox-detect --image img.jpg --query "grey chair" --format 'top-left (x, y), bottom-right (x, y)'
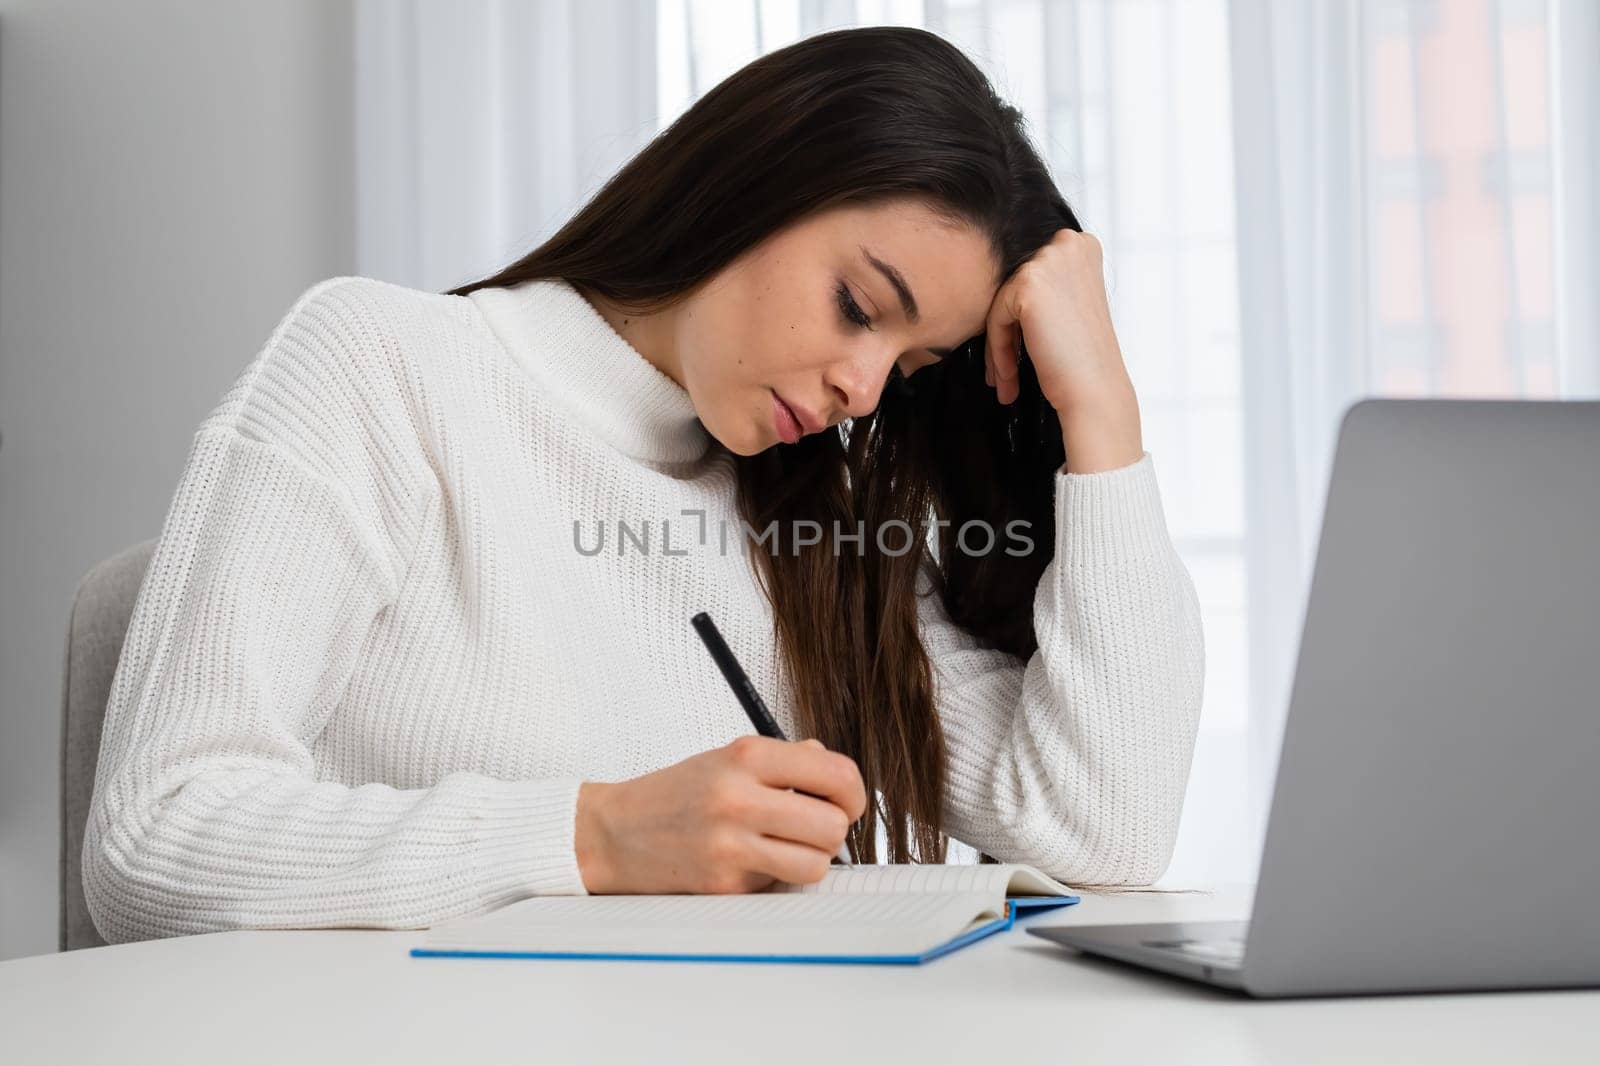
top-left (59, 538), bottom-right (156, 951)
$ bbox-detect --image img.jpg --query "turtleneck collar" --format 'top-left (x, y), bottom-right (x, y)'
top-left (467, 277), bottom-right (712, 466)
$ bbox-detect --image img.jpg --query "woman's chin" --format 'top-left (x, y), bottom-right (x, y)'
top-left (729, 433), bottom-right (772, 457)
top-left (700, 416), bottom-right (767, 457)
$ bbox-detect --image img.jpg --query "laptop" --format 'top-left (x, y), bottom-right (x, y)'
top-left (1028, 398), bottom-right (1600, 998)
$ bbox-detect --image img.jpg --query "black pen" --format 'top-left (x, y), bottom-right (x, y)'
top-left (690, 611), bottom-right (853, 865)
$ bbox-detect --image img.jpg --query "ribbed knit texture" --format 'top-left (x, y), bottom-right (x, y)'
top-left (82, 275), bottom-right (1206, 944)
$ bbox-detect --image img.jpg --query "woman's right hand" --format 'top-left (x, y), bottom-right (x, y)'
top-left (574, 735), bottom-right (868, 895)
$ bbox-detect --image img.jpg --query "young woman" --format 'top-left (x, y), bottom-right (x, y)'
top-left (83, 26), bottom-right (1204, 941)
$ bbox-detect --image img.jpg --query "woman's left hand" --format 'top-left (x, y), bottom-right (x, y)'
top-left (983, 229), bottom-right (1145, 474)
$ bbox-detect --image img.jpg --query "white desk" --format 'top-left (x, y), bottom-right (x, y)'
top-left (2, 886), bottom-right (1594, 1065)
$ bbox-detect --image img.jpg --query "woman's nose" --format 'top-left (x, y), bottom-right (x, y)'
top-left (825, 349), bottom-right (897, 419)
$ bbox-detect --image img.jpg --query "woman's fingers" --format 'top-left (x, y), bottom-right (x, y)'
top-left (985, 286), bottom-right (1022, 404)
top-left (729, 735), bottom-right (867, 821)
top-left (751, 832), bottom-right (836, 885)
top-left (748, 786), bottom-right (852, 855)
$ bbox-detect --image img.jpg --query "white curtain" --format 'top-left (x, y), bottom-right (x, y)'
top-left (1230, 0), bottom-right (1600, 868)
top-left (354, 0), bottom-right (1600, 886)
top-left (354, 0), bottom-right (658, 292)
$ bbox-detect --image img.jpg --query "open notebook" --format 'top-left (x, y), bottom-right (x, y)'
top-left (411, 863), bottom-right (1079, 965)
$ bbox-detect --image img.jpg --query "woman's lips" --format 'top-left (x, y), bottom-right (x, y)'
top-left (772, 391), bottom-right (804, 444)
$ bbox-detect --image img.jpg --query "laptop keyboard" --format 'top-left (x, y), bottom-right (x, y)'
top-left (1143, 936), bottom-right (1247, 965)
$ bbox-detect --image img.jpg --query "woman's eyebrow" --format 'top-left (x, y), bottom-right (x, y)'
top-left (859, 245), bottom-right (953, 357)
top-left (860, 246), bottom-right (920, 324)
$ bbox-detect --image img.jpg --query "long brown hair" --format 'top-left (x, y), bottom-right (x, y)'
top-left (449, 26), bottom-right (1077, 864)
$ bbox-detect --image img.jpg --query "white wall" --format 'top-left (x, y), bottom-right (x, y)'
top-left (0, 0), bottom-right (355, 961)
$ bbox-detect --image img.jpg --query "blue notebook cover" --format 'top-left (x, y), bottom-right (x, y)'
top-left (410, 894), bottom-right (1079, 966)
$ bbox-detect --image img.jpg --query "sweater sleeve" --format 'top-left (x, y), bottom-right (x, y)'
top-left (923, 450), bottom-right (1205, 886)
top-left (82, 279), bottom-right (589, 945)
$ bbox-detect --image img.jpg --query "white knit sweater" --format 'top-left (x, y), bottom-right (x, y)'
top-left (83, 275), bottom-right (1206, 944)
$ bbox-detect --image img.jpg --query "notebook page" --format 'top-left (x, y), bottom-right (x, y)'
top-left (772, 863), bottom-right (1072, 899)
top-left (417, 890), bottom-right (1002, 958)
